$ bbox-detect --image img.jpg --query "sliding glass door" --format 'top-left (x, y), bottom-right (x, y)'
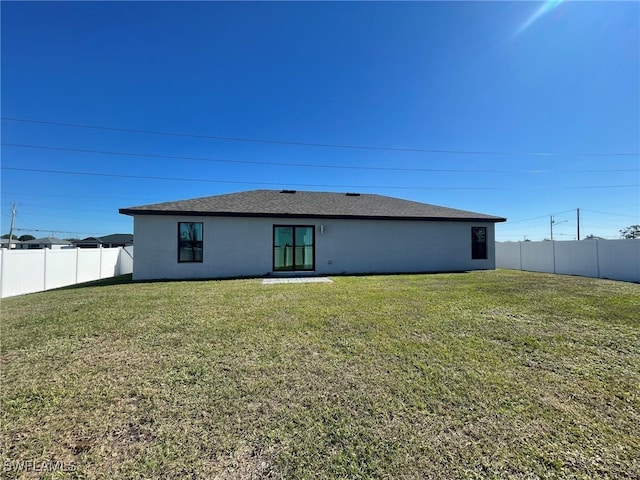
top-left (273, 226), bottom-right (315, 271)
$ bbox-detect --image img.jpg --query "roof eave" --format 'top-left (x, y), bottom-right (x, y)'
top-left (119, 209), bottom-right (506, 223)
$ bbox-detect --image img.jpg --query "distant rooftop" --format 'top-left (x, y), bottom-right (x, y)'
top-left (76, 234), bottom-right (133, 244)
top-left (120, 189), bottom-right (506, 222)
top-left (0, 238), bottom-right (22, 245)
top-left (21, 237), bottom-right (72, 245)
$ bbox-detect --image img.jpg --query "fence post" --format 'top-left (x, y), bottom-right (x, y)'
top-left (595, 239), bottom-right (601, 278)
top-left (116, 247), bottom-right (122, 276)
top-left (0, 249), bottom-right (4, 298)
top-left (519, 241), bottom-right (523, 270)
top-left (75, 247), bottom-right (79, 284)
top-left (552, 241), bottom-right (556, 274)
top-left (43, 247), bottom-right (48, 291)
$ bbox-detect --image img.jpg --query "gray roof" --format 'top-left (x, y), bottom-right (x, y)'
top-left (119, 190), bottom-right (506, 222)
top-left (76, 234), bottom-right (133, 245)
top-left (21, 237), bottom-right (72, 245)
top-left (0, 238), bottom-right (22, 245)
top-left (99, 233), bottom-right (133, 244)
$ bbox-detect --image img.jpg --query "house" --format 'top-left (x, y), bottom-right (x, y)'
top-left (119, 189), bottom-right (506, 281)
top-left (19, 237), bottom-right (73, 249)
top-left (0, 238), bottom-right (22, 249)
top-left (74, 234), bottom-right (133, 248)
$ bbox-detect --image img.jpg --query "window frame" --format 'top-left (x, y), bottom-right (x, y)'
top-left (177, 222), bottom-right (204, 263)
top-left (471, 226), bottom-right (488, 260)
top-left (272, 225), bottom-right (315, 272)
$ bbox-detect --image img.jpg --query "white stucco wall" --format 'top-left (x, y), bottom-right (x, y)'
top-left (131, 215), bottom-right (497, 280)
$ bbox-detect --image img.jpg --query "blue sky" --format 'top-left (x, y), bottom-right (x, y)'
top-left (2, 1), bottom-right (638, 241)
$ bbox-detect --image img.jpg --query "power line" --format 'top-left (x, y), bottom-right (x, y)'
top-left (4, 142), bottom-right (638, 174)
top-left (11, 216), bottom-right (39, 232)
top-left (1, 191), bottom-right (148, 201)
top-left (580, 208), bottom-right (639, 219)
top-left (14, 212), bottom-right (100, 221)
top-left (497, 209), bottom-right (583, 224)
top-left (3, 166), bottom-right (639, 191)
top-left (582, 225), bottom-right (627, 230)
top-left (3, 116), bottom-right (639, 157)
top-left (501, 214), bottom-right (550, 224)
top-left (11, 227), bottom-right (115, 236)
top-left (18, 203), bottom-right (117, 214)
top-left (0, 166), bottom-right (503, 190)
top-left (498, 221), bottom-right (550, 230)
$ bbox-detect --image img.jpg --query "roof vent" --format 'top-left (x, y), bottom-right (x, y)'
top-left (345, 192), bottom-right (361, 197)
top-left (280, 189), bottom-right (297, 194)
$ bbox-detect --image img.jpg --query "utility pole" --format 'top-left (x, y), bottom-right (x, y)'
top-left (577, 208), bottom-right (580, 241)
top-left (8, 203), bottom-right (16, 249)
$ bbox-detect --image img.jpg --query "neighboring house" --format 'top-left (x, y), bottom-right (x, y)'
top-left (119, 189), bottom-right (506, 281)
top-left (0, 238), bottom-right (22, 249)
top-left (75, 234), bottom-right (133, 248)
top-left (20, 237), bottom-right (73, 249)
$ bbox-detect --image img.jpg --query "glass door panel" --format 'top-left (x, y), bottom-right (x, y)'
top-left (274, 226), bottom-right (294, 271)
top-left (294, 226), bottom-right (314, 270)
top-left (273, 226), bottom-right (314, 271)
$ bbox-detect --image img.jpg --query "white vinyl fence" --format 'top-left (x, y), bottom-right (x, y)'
top-left (0, 246), bottom-right (134, 298)
top-left (496, 240), bottom-right (639, 283)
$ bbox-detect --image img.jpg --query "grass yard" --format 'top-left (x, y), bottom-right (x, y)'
top-left (1, 270), bottom-right (639, 479)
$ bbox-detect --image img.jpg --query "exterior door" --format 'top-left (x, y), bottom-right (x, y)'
top-left (273, 226), bottom-right (315, 271)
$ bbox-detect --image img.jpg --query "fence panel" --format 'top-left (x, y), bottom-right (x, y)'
top-left (100, 248), bottom-right (120, 279)
top-left (0, 249), bottom-right (46, 297)
top-left (44, 249), bottom-right (78, 290)
top-left (495, 242), bottom-right (521, 270)
top-left (598, 240), bottom-right (640, 283)
top-left (76, 249), bottom-right (102, 284)
top-left (0, 247), bottom-right (134, 298)
top-left (118, 246), bottom-right (134, 275)
top-left (496, 240), bottom-right (639, 283)
top-left (554, 241), bottom-right (599, 278)
top-left (521, 241), bottom-right (555, 273)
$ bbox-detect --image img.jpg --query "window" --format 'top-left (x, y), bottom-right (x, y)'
top-left (178, 222), bottom-right (203, 262)
top-left (273, 225), bottom-right (314, 271)
top-left (471, 226), bottom-right (487, 260)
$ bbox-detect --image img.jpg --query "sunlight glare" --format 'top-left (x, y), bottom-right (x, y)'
top-left (514, 0), bottom-right (565, 37)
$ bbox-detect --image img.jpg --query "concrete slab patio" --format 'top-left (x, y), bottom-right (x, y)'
top-left (262, 277), bottom-right (333, 285)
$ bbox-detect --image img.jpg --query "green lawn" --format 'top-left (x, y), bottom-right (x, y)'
top-left (1, 270), bottom-right (639, 479)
